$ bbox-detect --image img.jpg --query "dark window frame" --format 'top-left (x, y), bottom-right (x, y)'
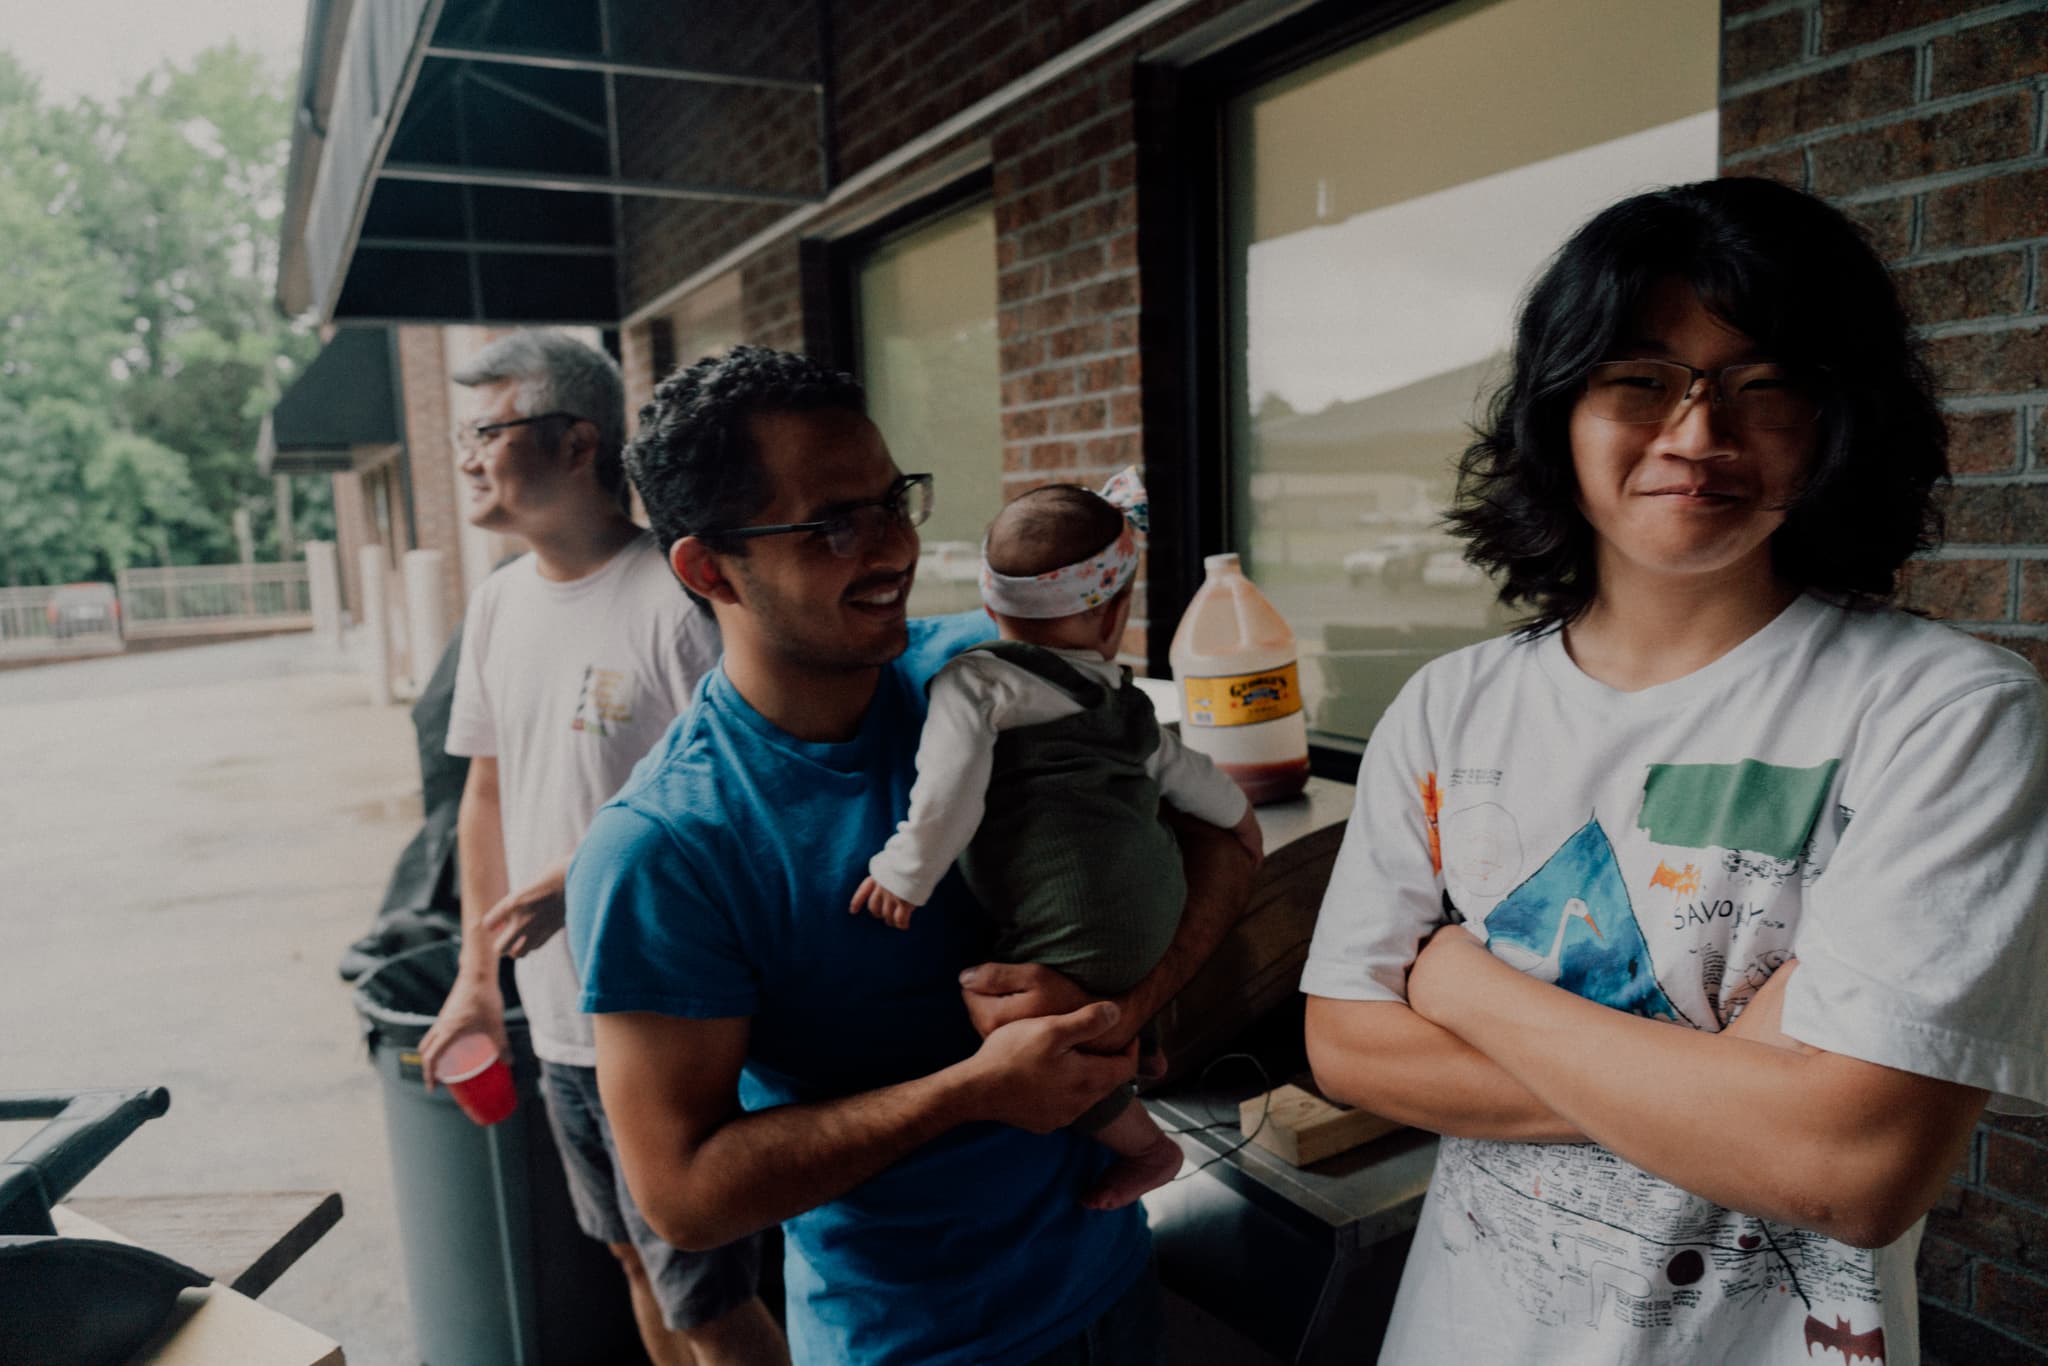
top-left (1137, 0), bottom-right (1460, 779)
top-left (799, 166), bottom-right (997, 377)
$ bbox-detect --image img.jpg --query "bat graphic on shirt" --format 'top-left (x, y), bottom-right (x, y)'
top-left (1802, 1314), bottom-right (1885, 1363)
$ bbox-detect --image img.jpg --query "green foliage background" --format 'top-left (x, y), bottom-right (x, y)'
top-left (0, 43), bottom-right (326, 586)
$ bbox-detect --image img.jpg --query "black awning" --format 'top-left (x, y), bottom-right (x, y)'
top-left (276, 0), bottom-right (829, 327)
top-left (257, 327), bottom-right (402, 475)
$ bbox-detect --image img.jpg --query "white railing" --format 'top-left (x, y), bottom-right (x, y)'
top-left (0, 584), bottom-right (121, 652)
top-left (117, 563), bottom-right (314, 639)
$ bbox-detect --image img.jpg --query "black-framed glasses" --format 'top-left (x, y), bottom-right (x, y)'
top-left (1582, 361), bottom-right (1822, 430)
top-left (451, 410), bottom-right (588, 453)
top-left (712, 473), bottom-right (934, 558)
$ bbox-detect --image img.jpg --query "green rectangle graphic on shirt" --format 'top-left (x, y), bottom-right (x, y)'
top-left (1637, 759), bottom-right (1840, 860)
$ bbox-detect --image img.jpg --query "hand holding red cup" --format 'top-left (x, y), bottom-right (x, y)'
top-left (431, 1033), bottom-right (518, 1126)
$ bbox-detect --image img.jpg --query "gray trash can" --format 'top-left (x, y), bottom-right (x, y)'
top-left (353, 943), bottom-right (645, 1366)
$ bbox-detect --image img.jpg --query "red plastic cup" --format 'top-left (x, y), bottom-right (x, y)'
top-left (433, 1033), bottom-right (517, 1126)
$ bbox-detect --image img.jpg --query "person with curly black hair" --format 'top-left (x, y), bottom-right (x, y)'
top-left (1301, 179), bottom-right (2048, 1365)
top-left (565, 346), bottom-right (1258, 1364)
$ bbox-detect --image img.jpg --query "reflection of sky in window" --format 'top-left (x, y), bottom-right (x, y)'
top-left (1244, 110), bottom-right (1717, 415)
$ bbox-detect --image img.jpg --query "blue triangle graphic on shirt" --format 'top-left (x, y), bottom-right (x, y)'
top-left (1482, 817), bottom-right (1694, 1026)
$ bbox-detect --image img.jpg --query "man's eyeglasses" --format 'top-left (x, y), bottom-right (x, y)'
top-left (1581, 361), bottom-right (1822, 431)
top-left (712, 473), bottom-right (934, 558)
top-left (451, 411), bottom-right (588, 454)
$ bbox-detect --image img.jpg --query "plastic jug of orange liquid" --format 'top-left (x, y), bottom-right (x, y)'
top-left (1169, 553), bottom-right (1309, 804)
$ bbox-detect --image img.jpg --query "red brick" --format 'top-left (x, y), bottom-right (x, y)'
top-left (1046, 241), bottom-right (1107, 289)
top-left (998, 263), bottom-right (1045, 305)
top-left (1725, 11), bottom-right (1810, 85)
top-left (1899, 556), bottom-right (2011, 620)
top-left (1083, 433), bottom-right (1139, 465)
top-left (1001, 407), bottom-right (1049, 442)
top-left (1107, 229), bottom-right (1138, 270)
top-left (1917, 1233), bottom-right (1975, 1304)
top-left (1924, 166), bottom-right (2048, 251)
top-left (1046, 398), bottom-right (1108, 435)
top-left (999, 338), bottom-right (1046, 374)
top-left (1931, 12), bottom-right (2048, 99)
top-left (1002, 442), bottom-right (1030, 474)
top-left (1993, 1112), bottom-right (2048, 1142)
top-left (2038, 409), bottom-right (2048, 470)
top-left (1977, 630), bottom-right (2048, 675)
top-left (1988, 1130), bottom-right (2048, 1205)
top-left (1027, 440), bottom-right (1079, 472)
top-left (1076, 275), bottom-right (1138, 316)
top-left (1047, 321), bottom-right (1108, 361)
top-left (1080, 354), bottom-right (1139, 393)
top-left (1109, 315), bottom-right (1138, 349)
top-left (1927, 326), bottom-right (2048, 397)
top-left (1049, 164), bottom-right (1103, 213)
top-left (1007, 292), bottom-right (1074, 338)
top-left (1722, 146), bottom-right (1808, 190)
top-left (1723, 50), bottom-right (1918, 155)
top-left (1942, 481), bottom-right (2048, 543)
top-left (1975, 1261), bottom-right (2048, 1343)
top-left (1896, 251), bottom-right (2029, 324)
top-left (1104, 151), bottom-right (1137, 192)
top-left (2028, 562), bottom-right (2048, 623)
top-left (1819, 0), bottom-right (1986, 53)
top-left (1948, 409), bottom-right (2021, 475)
top-left (1109, 390), bottom-right (1142, 427)
top-left (1842, 195), bottom-right (1916, 260)
top-left (1809, 92), bottom-right (2035, 197)
top-left (1001, 367), bottom-right (1075, 406)
top-left (1928, 1184), bottom-right (2048, 1274)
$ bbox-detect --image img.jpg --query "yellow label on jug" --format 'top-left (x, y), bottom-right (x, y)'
top-left (1180, 663), bottom-right (1302, 728)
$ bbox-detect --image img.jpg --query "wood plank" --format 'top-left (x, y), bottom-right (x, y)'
top-left (1239, 1078), bottom-right (1403, 1167)
top-left (50, 1206), bottom-right (344, 1366)
top-left (62, 1190), bottom-right (343, 1297)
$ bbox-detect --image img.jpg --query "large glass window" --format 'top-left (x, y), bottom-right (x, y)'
top-left (1224, 0), bottom-right (1718, 742)
top-left (854, 200), bottom-right (1002, 617)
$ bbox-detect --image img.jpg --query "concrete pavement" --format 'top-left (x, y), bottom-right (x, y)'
top-left (0, 634), bottom-right (421, 1364)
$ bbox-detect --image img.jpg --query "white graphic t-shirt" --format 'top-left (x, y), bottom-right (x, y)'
top-left (1302, 594), bottom-right (2048, 1366)
top-left (446, 533), bottom-right (719, 1066)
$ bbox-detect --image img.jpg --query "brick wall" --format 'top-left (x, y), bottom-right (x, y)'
top-left (614, 0), bottom-right (1208, 661)
top-left (395, 325), bottom-right (466, 617)
top-left (1722, 1), bottom-right (2048, 1360)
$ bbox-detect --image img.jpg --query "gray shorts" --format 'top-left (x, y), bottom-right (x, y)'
top-left (537, 1060), bottom-right (765, 1331)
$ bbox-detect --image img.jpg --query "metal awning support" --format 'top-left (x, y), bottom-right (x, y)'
top-left (420, 41), bottom-right (821, 92)
top-left (278, 0), bottom-right (835, 326)
top-left (378, 161), bottom-right (821, 206)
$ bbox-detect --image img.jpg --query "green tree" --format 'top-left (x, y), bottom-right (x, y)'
top-left (0, 43), bottom-right (319, 584)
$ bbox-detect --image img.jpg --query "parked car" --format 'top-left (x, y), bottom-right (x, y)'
top-left (46, 582), bottom-right (120, 640)
top-left (1419, 550), bottom-right (1487, 590)
top-left (1342, 534), bottom-right (1436, 588)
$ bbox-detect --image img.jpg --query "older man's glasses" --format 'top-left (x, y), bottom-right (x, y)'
top-left (714, 473), bottom-right (934, 558)
top-left (1582, 361), bottom-right (1821, 430)
top-left (451, 411), bottom-right (587, 453)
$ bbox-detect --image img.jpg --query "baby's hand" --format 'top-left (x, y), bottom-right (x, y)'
top-left (850, 875), bottom-right (921, 930)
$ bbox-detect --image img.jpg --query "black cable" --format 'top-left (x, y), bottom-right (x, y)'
top-left (1158, 1052), bottom-right (1274, 1182)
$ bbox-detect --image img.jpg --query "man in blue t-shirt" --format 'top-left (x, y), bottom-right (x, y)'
top-left (566, 347), bottom-right (1258, 1365)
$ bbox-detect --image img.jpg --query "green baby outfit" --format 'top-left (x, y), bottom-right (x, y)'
top-left (953, 642), bottom-right (1186, 1132)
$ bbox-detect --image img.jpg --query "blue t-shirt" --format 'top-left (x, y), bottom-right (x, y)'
top-left (566, 613), bottom-right (1150, 1366)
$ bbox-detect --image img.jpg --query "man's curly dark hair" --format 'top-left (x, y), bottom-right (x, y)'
top-left (1451, 177), bottom-right (1948, 635)
top-left (626, 345), bottom-right (867, 609)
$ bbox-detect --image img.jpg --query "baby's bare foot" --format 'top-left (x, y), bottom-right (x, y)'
top-left (1081, 1132), bottom-right (1182, 1211)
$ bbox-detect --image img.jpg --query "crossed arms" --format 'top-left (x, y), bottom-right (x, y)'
top-left (1305, 929), bottom-right (1988, 1248)
top-left (597, 810), bottom-right (1260, 1251)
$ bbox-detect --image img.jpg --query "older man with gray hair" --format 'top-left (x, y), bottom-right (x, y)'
top-left (418, 331), bottom-right (783, 1365)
